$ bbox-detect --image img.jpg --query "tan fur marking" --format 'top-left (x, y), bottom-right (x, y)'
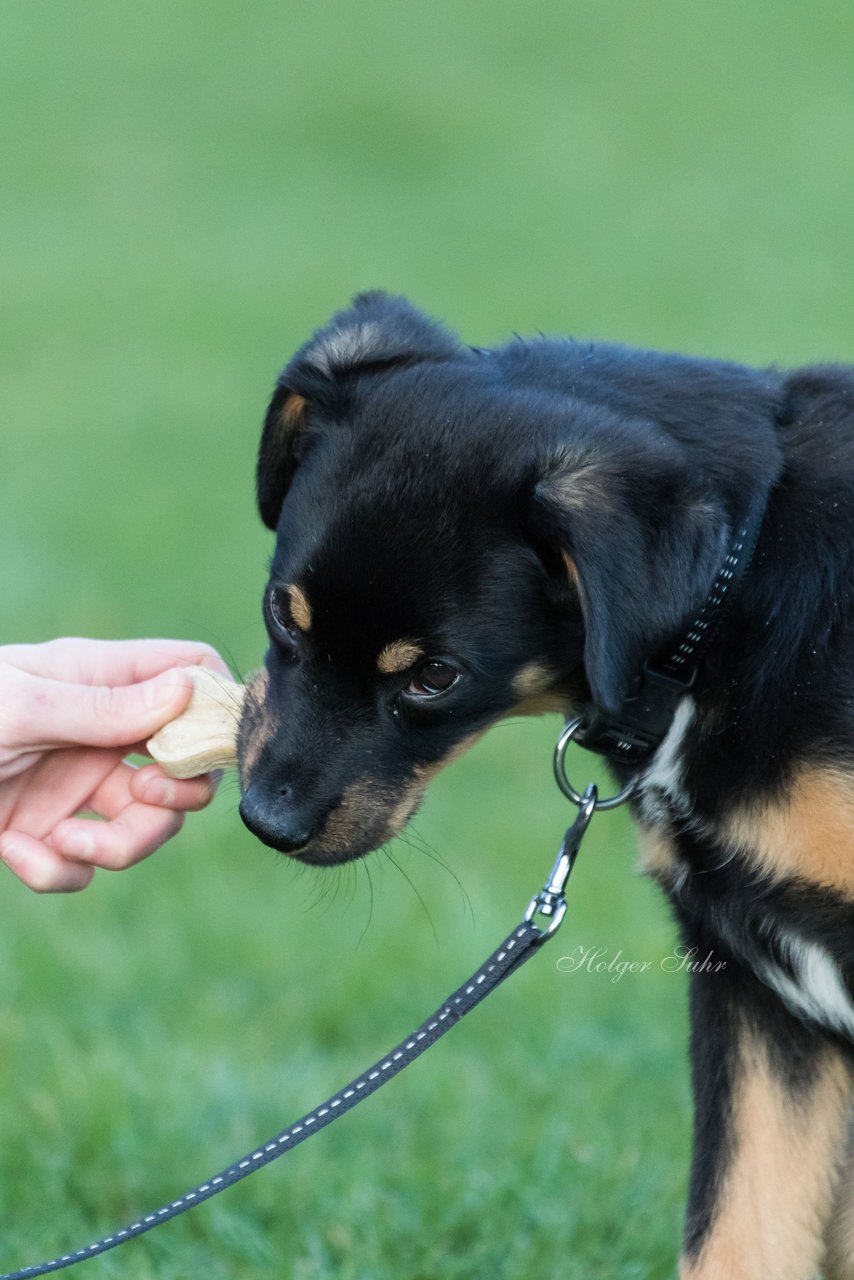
top-left (680, 1037), bottom-right (850, 1280)
top-left (507, 663), bottom-right (568, 717)
top-left (386, 783), bottom-right (425, 835)
top-left (635, 825), bottom-right (679, 880)
top-left (344, 732), bottom-right (488, 849)
top-left (326, 729), bottom-right (492, 857)
top-left (304, 775), bottom-right (427, 861)
top-left (287, 583), bottom-right (313, 632)
top-left (824, 1105), bottom-right (854, 1280)
top-left (280, 392), bottom-right (307, 430)
top-left (413, 730), bottom-right (488, 786)
top-left (510, 664), bottom-right (564, 716)
top-left (377, 640), bottom-right (424, 675)
top-left (561, 550), bottom-right (580, 590)
top-left (274, 730), bottom-right (490, 864)
top-left (723, 766), bottom-right (854, 896)
top-left (320, 780), bottom-right (390, 847)
top-left (512, 662), bottom-right (554, 698)
top-left (508, 692), bottom-right (570, 717)
top-left (238, 669), bottom-right (274, 782)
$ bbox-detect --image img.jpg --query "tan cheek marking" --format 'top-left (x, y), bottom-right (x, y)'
top-left (507, 663), bottom-right (569, 718)
top-left (413, 730), bottom-right (489, 787)
top-left (310, 729), bottom-right (498, 857)
top-left (507, 692), bottom-right (570, 718)
top-left (320, 780), bottom-right (388, 847)
top-left (238, 669), bottom-right (274, 782)
top-left (376, 732), bottom-right (491, 845)
top-left (377, 640), bottom-right (424, 675)
top-left (722, 766), bottom-right (854, 896)
top-left (681, 1036), bottom-right (850, 1280)
top-left (308, 777), bottom-right (424, 859)
top-left (512, 662), bottom-right (554, 698)
top-left (385, 784), bottom-right (426, 837)
top-left (287, 584), bottom-right (312, 632)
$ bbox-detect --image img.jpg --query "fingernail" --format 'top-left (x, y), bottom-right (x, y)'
top-left (60, 830), bottom-right (96, 859)
top-left (144, 669), bottom-right (190, 713)
top-left (143, 777), bottom-right (176, 806)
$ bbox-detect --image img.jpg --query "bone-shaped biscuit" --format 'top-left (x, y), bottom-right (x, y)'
top-left (146, 666), bottom-right (246, 779)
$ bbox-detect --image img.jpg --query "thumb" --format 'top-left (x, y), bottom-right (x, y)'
top-left (20, 669), bottom-right (194, 751)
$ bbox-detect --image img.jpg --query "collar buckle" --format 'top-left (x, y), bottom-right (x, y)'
top-left (575, 663), bottom-right (696, 767)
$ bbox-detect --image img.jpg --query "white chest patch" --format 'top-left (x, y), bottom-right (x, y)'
top-left (637, 696), bottom-right (695, 826)
top-left (759, 933), bottom-right (854, 1040)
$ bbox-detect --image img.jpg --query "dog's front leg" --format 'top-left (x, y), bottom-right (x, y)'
top-left (823, 1104), bottom-right (854, 1280)
top-left (678, 937), bottom-right (850, 1280)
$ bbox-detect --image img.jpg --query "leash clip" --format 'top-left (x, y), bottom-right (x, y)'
top-left (525, 784), bottom-right (597, 943)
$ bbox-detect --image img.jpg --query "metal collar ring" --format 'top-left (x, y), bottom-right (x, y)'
top-left (553, 718), bottom-right (638, 811)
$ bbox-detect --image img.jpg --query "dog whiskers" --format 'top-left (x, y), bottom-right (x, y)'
top-left (356, 859), bottom-right (375, 949)
top-left (382, 846), bottom-right (438, 945)
top-left (400, 826), bottom-right (474, 925)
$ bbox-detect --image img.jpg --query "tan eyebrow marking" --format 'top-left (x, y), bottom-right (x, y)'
top-left (377, 640), bottom-right (424, 675)
top-left (287, 584), bottom-right (313, 632)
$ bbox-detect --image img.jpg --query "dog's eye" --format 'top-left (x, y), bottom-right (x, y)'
top-left (266, 586), bottom-right (299, 652)
top-left (405, 660), bottom-right (460, 699)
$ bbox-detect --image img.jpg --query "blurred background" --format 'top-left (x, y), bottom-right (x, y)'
top-left (1, 2), bottom-right (853, 1276)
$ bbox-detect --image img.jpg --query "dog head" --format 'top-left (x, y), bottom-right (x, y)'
top-left (238, 292), bottom-right (739, 863)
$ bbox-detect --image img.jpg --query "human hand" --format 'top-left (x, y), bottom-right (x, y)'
top-left (0, 638), bottom-right (231, 892)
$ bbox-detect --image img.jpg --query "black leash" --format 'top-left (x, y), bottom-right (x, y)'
top-left (0, 781), bottom-right (601, 1278)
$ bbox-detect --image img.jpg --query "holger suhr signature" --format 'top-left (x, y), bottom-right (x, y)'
top-left (556, 945), bottom-right (727, 983)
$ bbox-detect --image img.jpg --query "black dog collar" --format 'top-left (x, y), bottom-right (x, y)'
top-left (575, 503), bottom-right (766, 769)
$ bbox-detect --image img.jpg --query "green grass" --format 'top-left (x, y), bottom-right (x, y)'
top-left (1, 1), bottom-right (853, 1275)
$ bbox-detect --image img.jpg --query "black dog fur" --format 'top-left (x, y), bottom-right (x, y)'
top-left (239, 292), bottom-right (854, 1279)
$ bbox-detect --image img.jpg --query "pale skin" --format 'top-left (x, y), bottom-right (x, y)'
top-left (0, 638), bottom-right (229, 893)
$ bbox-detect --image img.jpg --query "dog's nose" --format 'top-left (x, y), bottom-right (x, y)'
top-left (239, 784), bottom-right (316, 854)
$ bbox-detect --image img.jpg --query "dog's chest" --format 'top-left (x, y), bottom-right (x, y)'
top-left (664, 858), bottom-right (854, 1042)
top-left (635, 701), bottom-right (854, 1042)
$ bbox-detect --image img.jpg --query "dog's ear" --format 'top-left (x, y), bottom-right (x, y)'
top-left (533, 437), bottom-right (726, 713)
top-left (257, 292), bottom-right (462, 528)
top-left (256, 384), bottom-right (312, 530)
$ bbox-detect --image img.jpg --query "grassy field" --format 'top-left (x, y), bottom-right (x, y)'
top-left (1, 2), bottom-right (853, 1276)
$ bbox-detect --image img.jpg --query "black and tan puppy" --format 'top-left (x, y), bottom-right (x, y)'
top-left (238, 292), bottom-right (854, 1280)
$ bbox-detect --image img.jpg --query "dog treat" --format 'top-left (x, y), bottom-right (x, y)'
top-left (146, 666), bottom-right (245, 779)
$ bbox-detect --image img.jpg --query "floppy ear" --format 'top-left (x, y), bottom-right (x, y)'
top-left (256, 385), bottom-right (311, 530)
top-left (256, 291), bottom-right (463, 529)
top-left (533, 434), bottom-right (726, 713)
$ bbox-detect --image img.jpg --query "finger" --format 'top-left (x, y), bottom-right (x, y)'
top-left (6, 667), bottom-right (195, 752)
top-left (130, 764), bottom-right (218, 812)
top-left (3, 746), bottom-right (124, 839)
top-left (58, 757), bottom-right (215, 819)
top-left (52, 806), bottom-right (185, 871)
top-left (0, 832), bottom-right (95, 893)
top-left (3, 639), bottom-right (231, 685)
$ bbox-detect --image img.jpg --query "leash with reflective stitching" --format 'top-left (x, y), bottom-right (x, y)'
top-left (0, 778), bottom-right (601, 1278)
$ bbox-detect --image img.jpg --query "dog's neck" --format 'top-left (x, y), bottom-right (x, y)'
top-left (572, 497), bottom-right (768, 776)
